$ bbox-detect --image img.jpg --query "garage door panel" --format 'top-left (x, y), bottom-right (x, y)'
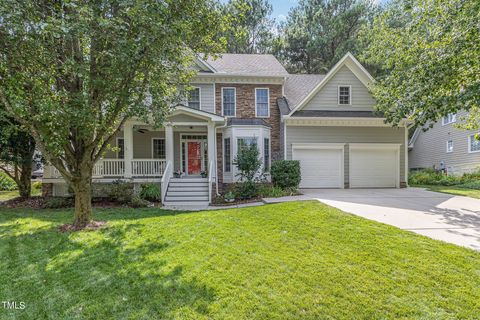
top-left (350, 148), bottom-right (397, 188)
top-left (293, 148), bottom-right (343, 188)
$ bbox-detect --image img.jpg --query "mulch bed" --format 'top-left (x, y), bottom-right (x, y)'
top-left (210, 197), bottom-right (263, 206)
top-left (0, 196), bottom-right (45, 209)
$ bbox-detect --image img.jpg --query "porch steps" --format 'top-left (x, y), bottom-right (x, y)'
top-left (163, 177), bottom-right (210, 206)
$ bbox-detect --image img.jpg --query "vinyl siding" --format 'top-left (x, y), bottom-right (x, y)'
top-left (104, 131), bottom-right (165, 159)
top-left (303, 66), bottom-right (375, 111)
top-left (191, 83), bottom-right (215, 114)
top-left (409, 111), bottom-right (480, 174)
top-left (286, 126), bottom-right (406, 184)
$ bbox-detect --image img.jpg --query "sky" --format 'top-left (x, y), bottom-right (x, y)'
top-left (270, 0), bottom-right (298, 22)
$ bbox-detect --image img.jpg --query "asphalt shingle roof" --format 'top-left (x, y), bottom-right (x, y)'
top-left (284, 74), bottom-right (325, 109)
top-left (205, 54), bottom-right (289, 76)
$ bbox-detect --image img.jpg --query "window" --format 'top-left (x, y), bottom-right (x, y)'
top-left (152, 138), bottom-right (165, 159)
top-left (237, 137), bottom-right (257, 152)
top-left (338, 86), bottom-right (351, 105)
top-left (264, 138), bottom-right (270, 172)
top-left (116, 138), bottom-right (124, 159)
top-left (224, 138), bottom-right (231, 172)
top-left (442, 113), bottom-right (456, 125)
top-left (222, 88), bottom-right (236, 117)
top-left (446, 140), bottom-right (453, 153)
top-left (469, 134), bottom-right (480, 153)
top-left (187, 87), bottom-right (201, 109)
top-left (255, 88), bottom-right (269, 117)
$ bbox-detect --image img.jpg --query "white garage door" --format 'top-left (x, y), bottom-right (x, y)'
top-left (350, 146), bottom-right (398, 188)
top-left (293, 147), bottom-right (343, 188)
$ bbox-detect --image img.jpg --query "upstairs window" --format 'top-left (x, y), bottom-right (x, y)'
top-left (255, 88), bottom-right (269, 117)
top-left (222, 88), bottom-right (236, 117)
top-left (468, 134), bottom-right (480, 153)
top-left (152, 138), bottom-right (165, 159)
top-left (117, 138), bottom-right (124, 159)
top-left (338, 86), bottom-right (351, 105)
top-left (446, 140), bottom-right (453, 153)
top-left (442, 113), bottom-right (456, 125)
top-left (187, 87), bottom-right (201, 109)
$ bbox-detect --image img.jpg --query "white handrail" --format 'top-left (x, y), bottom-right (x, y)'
top-left (161, 161), bottom-right (172, 203)
top-left (208, 160), bottom-right (214, 204)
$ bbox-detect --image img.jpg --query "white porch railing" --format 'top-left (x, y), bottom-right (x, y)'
top-left (46, 159), bottom-right (166, 179)
top-left (161, 161), bottom-right (172, 203)
top-left (132, 159), bottom-right (166, 177)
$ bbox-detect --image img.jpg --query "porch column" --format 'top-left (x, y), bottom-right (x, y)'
top-left (124, 121), bottom-right (133, 178)
top-left (207, 121), bottom-right (216, 178)
top-left (165, 124), bottom-right (174, 169)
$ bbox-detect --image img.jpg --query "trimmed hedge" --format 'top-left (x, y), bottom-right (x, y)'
top-left (271, 160), bottom-right (301, 190)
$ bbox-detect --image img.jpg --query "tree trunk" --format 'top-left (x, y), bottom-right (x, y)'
top-left (18, 163), bottom-right (32, 199)
top-left (70, 169), bottom-right (93, 228)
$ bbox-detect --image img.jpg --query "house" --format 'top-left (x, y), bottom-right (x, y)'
top-left (42, 53), bottom-right (409, 205)
top-left (409, 111), bottom-right (480, 174)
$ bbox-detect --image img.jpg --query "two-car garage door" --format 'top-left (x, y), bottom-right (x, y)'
top-left (293, 144), bottom-right (399, 188)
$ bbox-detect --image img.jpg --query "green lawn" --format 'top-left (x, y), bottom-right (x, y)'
top-left (0, 188), bottom-right (42, 201)
top-left (1, 202), bottom-right (479, 319)
top-left (418, 185), bottom-right (480, 199)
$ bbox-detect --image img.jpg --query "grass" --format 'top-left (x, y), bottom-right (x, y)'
top-left (1, 201), bottom-right (479, 319)
top-left (0, 188), bottom-right (42, 201)
top-left (417, 185), bottom-right (480, 199)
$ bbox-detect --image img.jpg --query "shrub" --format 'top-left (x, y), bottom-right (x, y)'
top-left (458, 180), bottom-right (480, 190)
top-left (43, 197), bottom-right (74, 209)
top-left (408, 169), bottom-right (480, 186)
top-left (129, 195), bottom-right (151, 208)
top-left (234, 143), bottom-right (262, 182)
top-left (106, 180), bottom-right (134, 204)
top-left (139, 183), bottom-right (160, 201)
top-left (32, 181), bottom-right (42, 190)
top-left (258, 184), bottom-right (299, 198)
top-left (271, 160), bottom-right (301, 190)
top-left (0, 172), bottom-right (17, 191)
top-left (233, 181), bottom-right (258, 200)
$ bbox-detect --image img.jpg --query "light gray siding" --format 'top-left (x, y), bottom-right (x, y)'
top-left (303, 66), bottom-right (375, 111)
top-left (409, 111), bottom-right (480, 174)
top-left (104, 131), bottom-right (165, 159)
top-left (286, 126), bottom-right (406, 184)
top-left (191, 83), bottom-right (215, 114)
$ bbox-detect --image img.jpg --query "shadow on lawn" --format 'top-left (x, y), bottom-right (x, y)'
top-left (0, 220), bottom-right (216, 319)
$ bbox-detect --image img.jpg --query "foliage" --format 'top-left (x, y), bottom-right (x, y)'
top-left (129, 195), bottom-right (151, 208)
top-left (139, 183), bottom-right (161, 202)
top-left (224, 191), bottom-right (235, 201)
top-left (43, 197), bottom-right (74, 209)
top-left (361, 0), bottom-right (480, 128)
top-left (271, 160), bottom-right (301, 190)
top-left (233, 180), bottom-right (258, 200)
top-left (458, 181), bottom-right (480, 190)
top-left (409, 169), bottom-right (480, 187)
top-left (278, 0), bottom-right (378, 73)
top-left (106, 181), bottom-right (135, 205)
top-left (234, 142), bottom-right (263, 182)
top-left (1, 202), bottom-right (480, 319)
top-left (0, 172), bottom-right (17, 191)
top-left (0, 0), bottom-right (225, 225)
top-left (220, 0), bottom-right (275, 53)
top-left (258, 184), bottom-right (298, 198)
top-left (32, 181), bottom-right (42, 191)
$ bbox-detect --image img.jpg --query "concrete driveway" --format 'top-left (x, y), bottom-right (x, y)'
top-left (295, 188), bottom-right (480, 250)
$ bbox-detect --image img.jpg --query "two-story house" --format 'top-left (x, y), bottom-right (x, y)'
top-left (409, 111), bottom-right (480, 174)
top-left (42, 53), bottom-right (409, 206)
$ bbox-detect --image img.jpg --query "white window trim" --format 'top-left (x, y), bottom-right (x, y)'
top-left (468, 134), bottom-right (480, 153)
top-left (255, 88), bottom-right (270, 118)
top-left (338, 85), bottom-right (352, 105)
top-left (446, 140), bottom-right (453, 153)
top-left (151, 138), bottom-right (166, 159)
top-left (442, 113), bottom-right (457, 126)
top-left (116, 137), bottom-right (124, 159)
top-left (221, 87), bottom-right (236, 117)
top-left (187, 86), bottom-right (202, 110)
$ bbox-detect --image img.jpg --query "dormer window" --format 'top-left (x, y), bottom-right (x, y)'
top-left (442, 113), bottom-right (456, 125)
top-left (338, 86), bottom-right (351, 105)
top-left (187, 87), bottom-right (201, 109)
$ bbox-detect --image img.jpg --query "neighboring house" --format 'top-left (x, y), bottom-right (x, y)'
top-left (409, 111), bottom-right (480, 174)
top-left (42, 53), bottom-right (409, 205)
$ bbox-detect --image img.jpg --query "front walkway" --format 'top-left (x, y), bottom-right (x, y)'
top-left (265, 188), bottom-right (480, 251)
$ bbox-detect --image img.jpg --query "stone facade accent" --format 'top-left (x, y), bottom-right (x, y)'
top-left (42, 183), bottom-right (53, 197)
top-left (215, 83), bottom-right (283, 160)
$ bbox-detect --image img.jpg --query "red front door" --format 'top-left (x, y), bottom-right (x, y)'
top-left (187, 142), bottom-right (202, 175)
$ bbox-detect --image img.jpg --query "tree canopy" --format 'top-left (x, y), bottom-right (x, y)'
top-left (0, 0), bottom-right (225, 226)
top-left (361, 0), bottom-right (480, 128)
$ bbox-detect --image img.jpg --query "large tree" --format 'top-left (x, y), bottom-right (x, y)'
top-left (0, 114), bottom-right (36, 198)
top-left (279, 0), bottom-right (377, 73)
top-left (361, 0), bottom-right (480, 128)
top-left (220, 0), bottom-right (275, 53)
top-left (0, 0), bottom-right (224, 227)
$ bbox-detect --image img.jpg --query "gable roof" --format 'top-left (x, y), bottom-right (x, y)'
top-left (285, 53), bottom-right (374, 116)
top-left (284, 74), bottom-right (325, 110)
top-left (204, 54), bottom-right (289, 77)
